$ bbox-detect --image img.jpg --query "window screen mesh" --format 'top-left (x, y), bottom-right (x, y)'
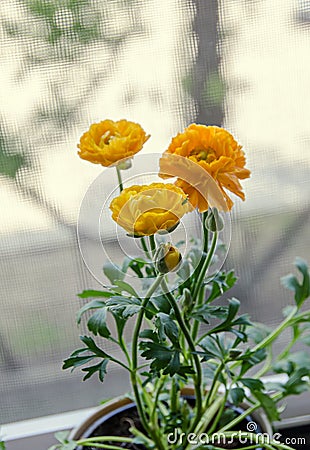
top-left (0, 0), bottom-right (309, 424)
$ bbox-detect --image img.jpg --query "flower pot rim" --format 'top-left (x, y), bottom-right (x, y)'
top-left (70, 387), bottom-right (273, 444)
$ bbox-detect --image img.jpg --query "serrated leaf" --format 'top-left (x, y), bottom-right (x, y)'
top-left (281, 258), bottom-right (310, 307)
top-left (199, 336), bottom-right (222, 359)
top-left (77, 299), bottom-right (106, 324)
top-left (206, 270), bottom-right (237, 303)
top-left (156, 313), bottom-right (179, 344)
top-left (62, 354), bottom-right (94, 370)
top-left (80, 336), bottom-right (110, 358)
top-left (87, 308), bottom-right (111, 338)
top-left (163, 351), bottom-right (180, 376)
top-left (191, 305), bottom-right (228, 324)
top-left (140, 341), bottom-right (173, 371)
top-left (82, 359), bottom-right (109, 382)
top-left (106, 296), bottom-right (141, 318)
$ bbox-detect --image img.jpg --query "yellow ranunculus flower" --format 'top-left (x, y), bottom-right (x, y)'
top-left (110, 183), bottom-right (191, 237)
top-left (159, 124), bottom-right (251, 211)
top-left (77, 119), bottom-right (150, 167)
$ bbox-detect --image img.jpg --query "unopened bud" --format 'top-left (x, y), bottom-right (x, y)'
top-left (205, 207), bottom-right (224, 232)
top-left (181, 288), bottom-right (193, 312)
top-left (154, 243), bottom-right (182, 274)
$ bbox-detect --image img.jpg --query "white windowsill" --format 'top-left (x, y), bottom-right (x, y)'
top-left (2, 374), bottom-right (310, 447)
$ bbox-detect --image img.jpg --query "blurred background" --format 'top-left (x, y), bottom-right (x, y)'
top-left (0, 0), bottom-right (309, 426)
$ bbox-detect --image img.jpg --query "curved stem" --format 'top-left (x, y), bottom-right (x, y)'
top-left (131, 274), bottom-right (165, 450)
top-left (193, 231), bottom-right (218, 301)
top-left (192, 231), bottom-right (218, 340)
top-left (116, 166), bottom-right (123, 192)
top-left (148, 234), bottom-right (156, 257)
top-left (161, 278), bottom-right (202, 435)
top-left (252, 306), bottom-right (298, 353)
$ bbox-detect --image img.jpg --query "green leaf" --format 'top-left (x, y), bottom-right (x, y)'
top-left (106, 296), bottom-right (141, 318)
top-left (253, 391), bottom-right (280, 422)
top-left (103, 262), bottom-right (125, 284)
top-left (80, 336), bottom-right (110, 358)
top-left (241, 378), bottom-right (264, 392)
top-left (87, 308), bottom-right (111, 338)
top-left (63, 353), bottom-right (94, 371)
top-left (82, 359), bottom-right (109, 382)
top-left (163, 351), bottom-right (180, 376)
top-left (284, 367), bottom-right (309, 395)
top-left (199, 336), bottom-right (222, 359)
top-left (77, 299), bottom-right (106, 324)
top-left (281, 258), bottom-right (310, 307)
top-left (230, 387), bottom-right (245, 406)
top-left (77, 290), bottom-right (113, 298)
top-left (191, 305), bottom-right (228, 324)
top-left (248, 323), bottom-right (272, 344)
top-left (152, 295), bottom-right (172, 314)
top-left (0, 442), bottom-right (6, 450)
top-left (206, 270), bottom-right (237, 303)
top-left (156, 313), bottom-right (179, 344)
top-left (113, 280), bottom-right (139, 298)
top-left (54, 431), bottom-right (71, 444)
top-left (140, 341), bottom-right (173, 371)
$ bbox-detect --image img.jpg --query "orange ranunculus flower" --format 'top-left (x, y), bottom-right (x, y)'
top-left (159, 124), bottom-right (251, 211)
top-left (110, 183), bottom-right (192, 237)
top-left (77, 119), bottom-right (150, 167)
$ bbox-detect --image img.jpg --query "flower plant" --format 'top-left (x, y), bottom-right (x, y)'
top-left (51, 120), bottom-right (310, 450)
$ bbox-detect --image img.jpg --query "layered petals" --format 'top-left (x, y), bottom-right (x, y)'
top-left (110, 183), bottom-right (191, 236)
top-left (159, 124), bottom-right (250, 211)
top-left (78, 119), bottom-right (150, 167)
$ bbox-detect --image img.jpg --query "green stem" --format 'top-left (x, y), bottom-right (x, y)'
top-left (252, 306), bottom-right (298, 353)
top-left (131, 274), bottom-right (165, 450)
top-left (77, 435), bottom-right (133, 449)
top-left (161, 279), bottom-right (203, 436)
top-left (141, 236), bottom-right (151, 259)
top-left (253, 347), bottom-right (273, 379)
top-left (207, 385), bottom-right (228, 434)
top-left (204, 362), bottom-right (224, 409)
top-left (192, 231), bottom-right (218, 341)
top-left (116, 166), bottom-right (123, 192)
top-left (149, 234), bottom-right (156, 257)
top-left (218, 392), bottom-right (282, 434)
top-left (151, 375), bottom-right (167, 422)
top-left (193, 231), bottom-right (218, 301)
top-left (202, 211), bottom-right (209, 254)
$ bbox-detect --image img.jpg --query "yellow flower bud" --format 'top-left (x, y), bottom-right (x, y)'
top-left (154, 243), bottom-right (182, 274)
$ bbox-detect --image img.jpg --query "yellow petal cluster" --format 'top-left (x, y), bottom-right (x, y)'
top-left (110, 183), bottom-right (191, 237)
top-left (159, 124), bottom-right (250, 211)
top-left (78, 119), bottom-right (150, 167)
